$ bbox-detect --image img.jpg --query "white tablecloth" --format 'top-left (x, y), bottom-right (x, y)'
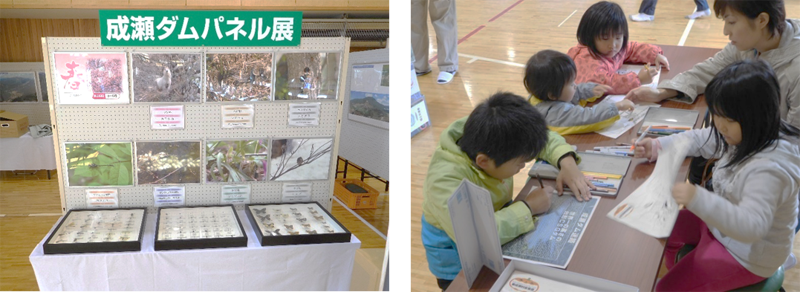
top-left (0, 132), bottom-right (56, 171)
top-left (29, 209), bottom-right (361, 291)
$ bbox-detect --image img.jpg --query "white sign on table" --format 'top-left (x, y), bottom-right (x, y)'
top-left (288, 103), bottom-right (321, 127)
top-left (282, 182), bottom-right (312, 202)
top-left (85, 189), bottom-right (119, 208)
top-left (221, 184), bottom-right (251, 204)
top-left (153, 186), bottom-right (185, 207)
top-left (221, 104), bottom-right (254, 128)
top-left (150, 105), bottom-right (185, 129)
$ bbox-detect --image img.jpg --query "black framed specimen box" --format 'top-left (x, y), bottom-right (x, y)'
top-left (43, 208), bottom-right (146, 254)
top-left (245, 201), bottom-right (351, 246)
top-left (154, 205), bottom-right (247, 251)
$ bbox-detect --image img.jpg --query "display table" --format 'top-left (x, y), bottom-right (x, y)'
top-left (30, 209), bottom-right (361, 291)
top-left (0, 132), bottom-right (56, 175)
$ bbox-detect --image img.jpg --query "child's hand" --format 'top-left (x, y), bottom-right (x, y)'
top-left (638, 66), bottom-right (658, 84)
top-left (556, 156), bottom-right (595, 201)
top-left (655, 54), bottom-right (670, 71)
top-left (525, 186), bottom-right (554, 215)
top-left (672, 182), bottom-right (697, 206)
top-left (592, 84), bottom-right (612, 97)
top-left (632, 137), bottom-right (660, 161)
top-left (615, 99), bottom-right (635, 111)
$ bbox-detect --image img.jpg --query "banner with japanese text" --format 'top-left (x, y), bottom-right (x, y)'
top-left (99, 10), bottom-right (302, 47)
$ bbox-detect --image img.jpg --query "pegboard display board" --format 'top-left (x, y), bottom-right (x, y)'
top-left (43, 37), bottom-right (349, 213)
top-left (338, 48), bottom-right (390, 180)
top-left (0, 62), bottom-right (52, 125)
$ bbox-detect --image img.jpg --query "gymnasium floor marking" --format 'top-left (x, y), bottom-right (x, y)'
top-left (334, 196), bottom-right (388, 240)
top-left (29, 213), bottom-right (62, 216)
top-left (678, 8), bottom-right (698, 46)
top-left (559, 10), bottom-right (578, 28)
top-left (459, 53), bottom-right (525, 68)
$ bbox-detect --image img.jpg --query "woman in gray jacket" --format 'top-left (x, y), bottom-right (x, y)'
top-left (634, 60), bottom-right (800, 291)
top-left (627, 0), bottom-right (800, 128)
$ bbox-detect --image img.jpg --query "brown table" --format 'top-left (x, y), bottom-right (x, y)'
top-left (445, 45), bottom-right (722, 292)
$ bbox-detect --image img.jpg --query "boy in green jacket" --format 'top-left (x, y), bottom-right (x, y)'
top-left (421, 92), bottom-right (592, 290)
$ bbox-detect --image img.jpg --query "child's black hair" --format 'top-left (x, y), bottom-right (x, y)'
top-left (459, 92), bottom-right (549, 166)
top-left (524, 50), bottom-right (576, 101)
top-left (576, 1), bottom-right (629, 58)
top-left (714, 0), bottom-right (786, 37)
top-left (304, 67), bottom-right (311, 72)
top-left (705, 59), bottom-right (800, 168)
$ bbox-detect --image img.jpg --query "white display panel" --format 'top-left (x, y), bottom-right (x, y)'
top-left (338, 48), bottom-right (390, 180)
top-left (44, 37), bottom-right (349, 213)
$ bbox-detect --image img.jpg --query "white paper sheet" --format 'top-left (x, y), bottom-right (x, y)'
top-left (595, 95), bottom-right (660, 139)
top-left (221, 104), bottom-right (254, 128)
top-left (288, 103), bottom-right (321, 127)
top-left (85, 188), bottom-right (119, 208)
top-left (220, 184), bottom-right (250, 204)
top-left (607, 135), bottom-right (691, 238)
top-left (448, 179), bottom-right (506, 288)
top-left (150, 105), bottom-right (185, 129)
top-left (153, 186), bottom-right (185, 207)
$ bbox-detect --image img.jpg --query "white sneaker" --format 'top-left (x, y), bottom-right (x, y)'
top-left (630, 13), bottom-right (654, 22)
top-left (782, 253), bottom-right (797, 270)
top-left (437, 71), bottom-right (456, 84)
top-left (686, 9), bottom-right (712, 19)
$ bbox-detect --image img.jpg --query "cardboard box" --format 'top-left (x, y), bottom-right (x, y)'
top-left (334, 179), bottom-right (379, 209)
top-left (0, 111), bottom-right (29, 138)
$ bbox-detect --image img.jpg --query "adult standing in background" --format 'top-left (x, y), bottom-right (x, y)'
top-left (411, 0), bottom-right (459, 84)
top-left (630, 0), bottom-right (711, 22)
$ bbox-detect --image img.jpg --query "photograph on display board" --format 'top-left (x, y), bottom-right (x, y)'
top-left (274, 52), bottom-right (340, 100)
top-left (206, 53), bottom-right (272, 102)
top-left (269, 138), bottom-right (333, 181)
top-left (136, 141), bottom-right (201, 184)
top-left (132, 53), bottom-right (202, 103)
top-left (348, 63), bottom-right (390, 129)
top-left (52, 52), bottom-right (130, 104)
top-left (38, 72), bottom-right (49, 102)
top-left (65, 142), bottom-right (133, 187)
top-left (206, 139), bottom-right (270, 182)
top-left (0, 72), bottom-right (38, 102)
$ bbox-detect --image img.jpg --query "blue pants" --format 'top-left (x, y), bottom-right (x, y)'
top-left (421, 215), bottom-right (461, 280)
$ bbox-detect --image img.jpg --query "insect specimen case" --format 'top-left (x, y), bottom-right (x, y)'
top-left (245, 202), bottom-right (351, 246)
top-left (154, 205), bottom-right (247, 251)
top-left (43, 208), bottom-right (147, 255)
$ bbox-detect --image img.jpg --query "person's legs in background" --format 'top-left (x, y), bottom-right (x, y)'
top-left (411, 0), bottom-right (432, 76)
top-left (630, 0), bottom-right (656, 22)
top-left (428, 0), bottom-right (458, 84)
top-left (686, 0), bottom-right (712, 19)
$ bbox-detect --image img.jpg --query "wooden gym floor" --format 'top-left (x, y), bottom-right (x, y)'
top-left (409, 0), bottom-right (800, 291)
top-left (0, 162), bottom-right (388, 290)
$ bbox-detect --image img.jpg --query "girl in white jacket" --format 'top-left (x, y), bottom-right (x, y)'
top-left (634, 60), bottom-right (800, 291)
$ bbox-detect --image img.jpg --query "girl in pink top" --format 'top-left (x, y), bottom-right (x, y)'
top-left (567, 1), bottom-right (670, 95)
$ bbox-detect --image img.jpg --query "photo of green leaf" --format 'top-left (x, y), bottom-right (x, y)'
top-left (206, 139), bottom-right (270, 183)
top-left (136, 141), bottom-right (202, 184)
top-left (65, 142), bottom-right (133, 187)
